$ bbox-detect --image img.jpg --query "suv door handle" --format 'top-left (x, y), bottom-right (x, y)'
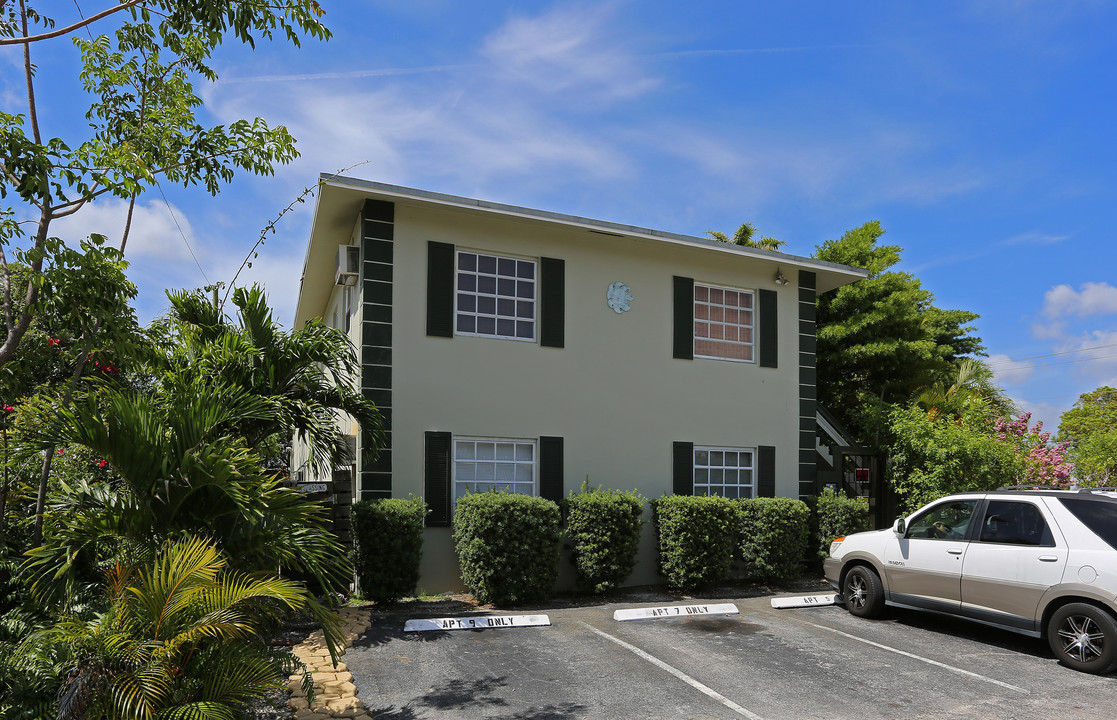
top-left (947, 548), bottom-right (963, 555)
top-left (1038, 555), bottom-right (1059, 562)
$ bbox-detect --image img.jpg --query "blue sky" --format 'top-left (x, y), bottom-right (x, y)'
top-left (8, 1), bottom-right (1117, 432)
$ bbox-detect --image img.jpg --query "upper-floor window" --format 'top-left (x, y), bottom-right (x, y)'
top-left (694, 283), bottom-right (754, 362)
top-left (456, 251), bottom-right (536, 341)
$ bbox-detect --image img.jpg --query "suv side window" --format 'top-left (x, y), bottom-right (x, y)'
top-left (907, 500), bottom-right (977, 540)
top-left (977, 500), bottom-right (1054, 546)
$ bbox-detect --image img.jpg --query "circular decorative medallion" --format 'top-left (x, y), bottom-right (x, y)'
top-left (607, 282), bottom-right (633, 313)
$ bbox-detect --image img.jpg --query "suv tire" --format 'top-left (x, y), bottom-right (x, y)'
top-left (843, 565), bottom-right (884, 619)
top-left (1047, 603), bottom-right (1117, 674)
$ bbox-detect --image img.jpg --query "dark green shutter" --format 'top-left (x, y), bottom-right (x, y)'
top-left (758, 288), bottom-right (778, 368)
top-left (539, 258), bottom-right (565, 348)
top-left (426, 242), bottom-right (454, 337)
top-left (673, 276), bottom-right (694, 360)
top-left (758, 445), bottom-right (776, 497)
top-left (673, 442), bottom-right (694, 495)
top-left (425, 431), bottom-right (452, 526)
top-left (539, 436), bottom-right (564, 502)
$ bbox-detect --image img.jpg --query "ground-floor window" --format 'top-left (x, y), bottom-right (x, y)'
top-left (694, 446), bottom-right (755, 498)
top-left (453, 437), bottom-right (536, 504)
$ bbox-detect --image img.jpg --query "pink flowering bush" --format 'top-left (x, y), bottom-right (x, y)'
top-left (993, 413), bottom-right (1074, 487)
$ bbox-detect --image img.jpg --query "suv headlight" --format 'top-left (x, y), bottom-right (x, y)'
top-left (829, 536), bottom-right (845, 556)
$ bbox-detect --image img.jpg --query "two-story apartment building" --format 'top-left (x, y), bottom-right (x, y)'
top-left (293, 176), bottom-right (867, 591)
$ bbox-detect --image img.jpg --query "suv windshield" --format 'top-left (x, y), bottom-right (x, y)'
top-left (1059, 497), bottom-right (1117, 550)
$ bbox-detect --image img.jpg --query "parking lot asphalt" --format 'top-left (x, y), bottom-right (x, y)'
top-left (342, 594), bottom-right (1117, 720)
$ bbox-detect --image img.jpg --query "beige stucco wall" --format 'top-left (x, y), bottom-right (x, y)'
top-left (366, 201), bottom-right (805, 594)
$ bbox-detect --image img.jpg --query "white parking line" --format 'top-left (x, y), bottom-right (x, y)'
top-left (579, 622), bottom-right (766, 720)
top-left (806, 622), bottom-right (1029, 694)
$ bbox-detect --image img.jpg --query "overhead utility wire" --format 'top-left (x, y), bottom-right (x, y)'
top-left (155, 180), bottom-right (208, 283)
top-left (994, 352), bottom-right (1117, 372)
top-left (986, 342), bottom-right (1117, 366)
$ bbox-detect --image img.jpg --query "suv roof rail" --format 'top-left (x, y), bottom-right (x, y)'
top-left (996, 484), bottom-right (1060, 491)
top-left (1079, 486), bottom-right (1117, 493)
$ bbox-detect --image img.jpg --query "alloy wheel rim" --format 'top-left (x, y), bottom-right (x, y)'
top-left (847, 576), bottom-right (867, 609)
top-left (1057, 615), bottom-right (1105, 664)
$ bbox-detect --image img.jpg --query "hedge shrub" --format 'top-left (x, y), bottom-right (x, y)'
top-left (815, 487), bottom-right (870, 559)
top-left (452, 492), bottom-right (562, 605)
top-left (737, 497), bottom-right (810, 583)
top-left (351, 496), bottom-right (428, 603)
top-left (651, 495), bottom-right (738, 590)
top-left (565, 486), bottom-right (645, 594)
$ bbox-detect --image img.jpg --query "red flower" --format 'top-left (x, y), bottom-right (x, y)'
top-left (96, 459), bottom-right (108, 468)
top-left (57, 449), bottom-right (64, 455)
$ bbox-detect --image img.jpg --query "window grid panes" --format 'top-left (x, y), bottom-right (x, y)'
top-left (694, 283), bottom-right (754, 361)
top-left (693, 446), bottom-right (755, 499)
top-left (456, 251), bottom-right (536, 341)
top-left (453, 438), bottom-right (536, 504)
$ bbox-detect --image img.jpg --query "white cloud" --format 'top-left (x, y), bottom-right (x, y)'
top-left (987, 352), bottom-right (1035, 385)
top-left (480, 3), bottom-right (658, 101)
top-left (50, 197), bottom-right (199, 262)
top-left (1042, 282), bottom-right (1117, 319)
top-left (1002, 230), bottom-right (1073, 246)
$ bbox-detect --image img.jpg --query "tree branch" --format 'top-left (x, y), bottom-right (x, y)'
top-left (0, 0), bottom-right (146, 46)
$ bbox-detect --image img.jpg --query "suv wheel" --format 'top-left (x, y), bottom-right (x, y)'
top-left (843, 565), bottom-right (884, 619)
top-left (1047, 603), bottom-right (1117, 674)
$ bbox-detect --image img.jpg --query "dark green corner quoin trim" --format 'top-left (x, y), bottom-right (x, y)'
top-left (797, 270), bottom-right (817, 499)
top-left (361, 199), bottom-right (394, 501)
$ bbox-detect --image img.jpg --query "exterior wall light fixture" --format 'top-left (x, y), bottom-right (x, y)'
top-left (774, 269), bottom-right (789, 286)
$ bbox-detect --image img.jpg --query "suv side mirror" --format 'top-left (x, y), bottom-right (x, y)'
top-left (892, 518), bottom-right (906, 535)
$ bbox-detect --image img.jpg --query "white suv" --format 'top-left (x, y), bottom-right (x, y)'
top-left (824, 488), bottom-right (1117, 674)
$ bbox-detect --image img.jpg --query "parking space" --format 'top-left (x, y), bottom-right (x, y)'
top-left (344, 596), bottom-right (1117, 720)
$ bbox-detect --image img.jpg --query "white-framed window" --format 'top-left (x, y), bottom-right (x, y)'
top-left (456, 250), bottom-right (536, 341)
top-left (453, 437), bottom-right (536, 504)
top-left (694, 446), bottom-right (755, 498)
top-left (694, 283), bottom-right (755, 362)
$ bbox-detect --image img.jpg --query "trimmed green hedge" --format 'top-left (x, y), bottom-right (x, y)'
top-left (565, 486), bottom-right (645, 594)
top-left (651, 495), bottom-right (738, 590)
top-left (351, 496), bottom-right (428, 603)
top-left (815, 487), bottom-right (870, 559)
top-left (737, 497), bottom-right (810, 583)
top-left (452, 492), bottom-right (562, 606)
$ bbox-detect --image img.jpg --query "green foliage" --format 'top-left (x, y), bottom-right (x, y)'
top-left (352, 497), bottom-right (428, 604)
top-left (452, 492), bottom-right (562, 606)
top-left (1073, 431), bottom-right (1117, 487)
top-left (887, 404), bottom-right (1020, 512)
top-left (1, 0), bottom-right (330, 366)
top-left (18, 376), bottom-right (350, 611)
top-left (651, 495), bottom-right (738, 590)
top-left (17, 536), bottom-right (323, 720)
top-left (814, 222), bottom-right (984, 445)
top-left (814, 488), bottom-right (870, 558)
top-left (1059, 387), bottom-right (1117, 486)
top-left (161, 284), bottom-right (383, 476)
top-left (706, 222), bottom-right (786, 251)
top-left (564, 484), bottom-right (645, 594)
top-left (736, 497), bottom-right (810, 583)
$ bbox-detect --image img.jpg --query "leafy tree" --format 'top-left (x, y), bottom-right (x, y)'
top-left (813, 221), bottom-right (983, 445)
top-left (1058, 387), bottom-right (1117, 487)
top-left (707, 222), bottom-right (786, 251)
top-left (887, 405), bottom-right (1019, 512)
top-left (992, 413), bottom-right (1073, 487)
top-left (18, 535), bottom-right (324, 720)
top-left (0, 0), bottom-right (330, 366)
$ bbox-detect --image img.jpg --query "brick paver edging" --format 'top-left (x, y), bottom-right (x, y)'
top-left (286, 606), bottom-right (372, 719)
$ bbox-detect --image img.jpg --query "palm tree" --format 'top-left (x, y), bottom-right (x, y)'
top-left (707, 222), bottom-right (787, 252)
top-left (19, 376), bottom-right (350, 616)
top-left (22, 535), bottom-right (328, 720)
top-left (914, 358), bottom-right (1016, 424)
top-left (162, 284), bottom-right (382, 477)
